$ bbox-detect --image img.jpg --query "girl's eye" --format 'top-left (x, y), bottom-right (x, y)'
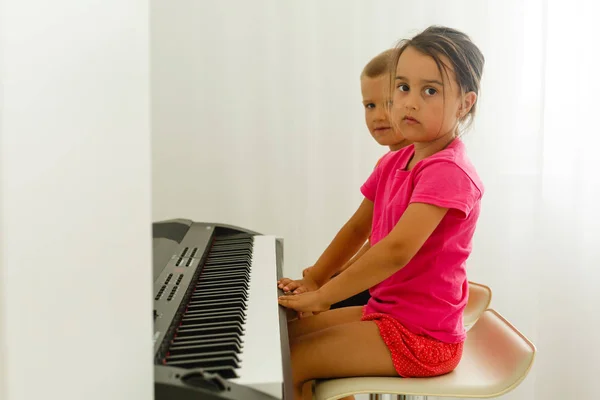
top-left (365, 103), bottom-right (375, 109)
top-left (424, 87), bottom-right (437, 96)
top-left (397, 84), bottom-right (409, 92)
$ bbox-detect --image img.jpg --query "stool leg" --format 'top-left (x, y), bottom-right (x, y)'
top-left (368, 394), bottom-right (428, 400)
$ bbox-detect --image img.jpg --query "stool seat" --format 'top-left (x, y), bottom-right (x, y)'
top-left (313, 309), bottom-right (535, 400)
top-left (464, 281), bottom-right (492, 331)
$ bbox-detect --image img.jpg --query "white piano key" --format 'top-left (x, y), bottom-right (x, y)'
top-left (231, 235), bottom-right (283, 399)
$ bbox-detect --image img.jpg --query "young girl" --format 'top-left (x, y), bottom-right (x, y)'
top-left (277, 25), bottom-right (485, 400)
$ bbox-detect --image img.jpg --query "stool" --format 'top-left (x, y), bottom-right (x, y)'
top-left (313, 309), bottom-right (536, 400)
top-left (464, 281), bottom-right (492, 331)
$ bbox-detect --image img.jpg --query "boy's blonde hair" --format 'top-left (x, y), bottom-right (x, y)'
top-left (360, 48), bottom-right (398, 78)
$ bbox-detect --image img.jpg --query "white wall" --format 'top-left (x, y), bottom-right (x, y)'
top-left (0, 1), bottom-right (152, 400)
top-left (0, 5), bottom-right (6, 391)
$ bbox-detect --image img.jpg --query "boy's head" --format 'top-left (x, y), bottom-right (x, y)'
top-left (361, 49), bottom-right (409, 151)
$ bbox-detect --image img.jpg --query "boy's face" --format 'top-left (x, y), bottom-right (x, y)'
top-left (361, 75), bottom-right (407, 150)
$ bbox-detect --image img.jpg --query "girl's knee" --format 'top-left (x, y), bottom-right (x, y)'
top-left (290, 340), bottom-right (314, 385)
top-left (290, 342), bottom-right (304, 383)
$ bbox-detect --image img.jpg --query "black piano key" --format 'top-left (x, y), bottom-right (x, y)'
top-left (197, 275), bottom-right (249, 285)
top-left (213, 236), bottom-right (253, 242)
top-left (199, 272), bottom-right (248, 280)
top-left (203, 262), bottom-right (251, 270)
top-left (195, 284), bottom-right (247, 293)
top-left (185, 305), bottom-right (245, 316)
top-left (172, 332), bottom-right (243, 346)
top-left (200, 270), bottom-right (250, 280)
top-left (178, 322), bottom-right (244, 337)
top-left (196, 278), bottom-right (248, 289)
top-left (182, 312), bottom-right (245, 325)
top-left (203, 263), bottom-right (251, 271)
top-left (173, 331), bottom-right (243, 343)
top-left (198, 275), bottom-right (248, 284)
top-left (183, 305), bottom-right (246, 318)
top-left (165, 355), bottom-right (240, 370)
top-left (191, 285), bottom-right (248, 297)
top-left (178, 320), bottom-right (244, 334)
top-left (167, 350), bottom-right (240, 363)
top-left (206, 248), bottom-right (252, 256)
top-left (202, 270), bottom-right (249, 278)
top-left (175, 323), bottom-right (244, 337)
top-left (205, 257), bottom-right (251, 265)
top-left (195, 284), bottom-right (248, 293)
top-left (189, 291), bottom-right (247, 304)
top-left (212, 238), bottom-right (252, 244)
top-left (199, 277), bottom-right (248, 286)
top-left (198, 274), bottom-right (248, 283)
top-left (204, 261), bottom-right (251, 269)
top-left (187, 297), bottom-right (246, 308)
top-left (208, 252), bottom-right (251, 259)
top-left (204, 260), bottom-right (250, 268)
top-left (203, 261), bottom-right (250, 269)
top-left (189, 294), bottom-right (247, 305)
top-left (204, 257), bottom-right (251, 266)
top-left (167, 341), bottom-right (242, 356)
top-left (171, 334), bottom-right (243, 347)
top-left (179, 317), bottom-right (245, 329)
top-left (201, 269), bottom-right (250, 277)
top-left (195, 279), bottom-right (248, 288)
top-left (213, 235), bottom-right (252, 241)
top-left (182, 306), bottom-right (246, 318)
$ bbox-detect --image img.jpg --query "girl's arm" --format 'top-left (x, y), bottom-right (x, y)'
top-left (318, 202), bottom-right (448, 305)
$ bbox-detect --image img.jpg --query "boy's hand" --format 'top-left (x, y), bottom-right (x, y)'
top-left (277, 274), bottom-right (319, 294)
top-left (301, 266), bottom-right (313, 278)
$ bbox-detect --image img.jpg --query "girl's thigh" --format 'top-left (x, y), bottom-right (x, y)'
top-left (292, 319), bottom-right (397, 384)
top-left (288, 306), bottom-right (363, 342)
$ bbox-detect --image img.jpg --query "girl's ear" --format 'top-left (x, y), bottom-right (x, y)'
top-left (458, 91), bottom-right (477, 118)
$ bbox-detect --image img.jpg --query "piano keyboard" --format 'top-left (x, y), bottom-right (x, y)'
top-left (152, 220), bottom-right (292, 400)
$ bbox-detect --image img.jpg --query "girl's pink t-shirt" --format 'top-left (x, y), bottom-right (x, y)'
top-left (361, 139), bottom-right (484, 343)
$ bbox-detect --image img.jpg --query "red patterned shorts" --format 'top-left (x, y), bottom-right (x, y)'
top-left (362, 308), bottom-right (464, 377)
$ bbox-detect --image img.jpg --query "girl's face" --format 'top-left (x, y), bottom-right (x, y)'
top-left (391, 46), bottom-right (474, 144)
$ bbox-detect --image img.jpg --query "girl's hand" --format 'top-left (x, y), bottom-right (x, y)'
top-left (277, 290), bottom-right (331, 313)
top-left (277, 274), bottom-right (319, 294)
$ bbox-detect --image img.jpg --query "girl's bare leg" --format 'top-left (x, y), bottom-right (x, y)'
top-left (288, 306), bottom-right (365, 400)
top-left (290, 318), bottom-right (398, 400)
top-left (288, 306), bottom-right (363, 341)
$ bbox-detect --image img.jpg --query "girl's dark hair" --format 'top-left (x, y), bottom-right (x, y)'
top-left (393, 26), bottom-right (485, 131)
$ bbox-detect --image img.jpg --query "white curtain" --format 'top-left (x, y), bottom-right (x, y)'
top-left (533, 0), bottom-right (600, 398)
top-left (151, 1), bottom-right (600, 399)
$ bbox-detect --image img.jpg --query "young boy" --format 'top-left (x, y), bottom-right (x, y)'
top-left (299, 49), bottom-right (412, 309)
